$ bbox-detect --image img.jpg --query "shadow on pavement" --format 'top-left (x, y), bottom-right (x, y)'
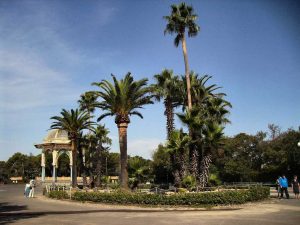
top-left (0, 202), bottom-right (27, 213)
top-left (0, 202), bottom-right (29, 225)
top-left (0, 207), bottom-right (242, 225)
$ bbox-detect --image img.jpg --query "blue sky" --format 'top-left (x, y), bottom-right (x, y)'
top-left (0, 0), bottom-right (299, 161)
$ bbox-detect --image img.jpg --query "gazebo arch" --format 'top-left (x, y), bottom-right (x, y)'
top-left (35, 129), bottom-right (72, 183)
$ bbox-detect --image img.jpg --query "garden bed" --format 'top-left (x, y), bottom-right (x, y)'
top-left (47, 186), bottom-right (270, 207)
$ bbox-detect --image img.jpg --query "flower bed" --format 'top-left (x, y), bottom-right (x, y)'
top-left (47, 186), bottom-right (269, 206)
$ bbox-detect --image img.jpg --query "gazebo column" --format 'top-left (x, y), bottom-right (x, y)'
top-left (41, 150), bottom-right (46, 182)
top-left (52, 150), bottom-right (58, 183)
top-left (69, 151), bottom-right (73, 184)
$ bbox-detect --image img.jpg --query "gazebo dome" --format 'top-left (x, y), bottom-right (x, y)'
top-left (43, 129), bottom-right (70, 144)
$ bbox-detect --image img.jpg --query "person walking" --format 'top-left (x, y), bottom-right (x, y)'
top-left (291, 175), bottom-right (299, 199)
top-left (276, 176), bottom-right (281, 198)
top-left (28, 179), bottom-right (35, 198)
top-left (24, 182), bottom-right (31, 198)
top-left (279, 175), bottom-right (289, 199)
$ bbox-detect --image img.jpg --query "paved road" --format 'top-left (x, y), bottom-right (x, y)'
top-left (0, 184), bottom-right (300, 225)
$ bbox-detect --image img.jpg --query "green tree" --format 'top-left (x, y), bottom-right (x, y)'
top-left (0, 161), bottom-right (9, 183)
top-left (50, 109), bottom-right (95, 187)
top-left (218, 133), bottom-right (263, 182)
top-left (164, 2), bottom-right (200, 110)
top-left (152, 69), bottom-right (181, 139)
top-left (92, 73), bottom-right (153, 188)
top-left (5, 153), bottom-right (27, 178)
top-left (152, 144), bottom-right (172, 184)
top-left (107, 152), bottom-right (120, 176)
top-left (128, 156), bottom-right (152, 186)
top-left (84, 125), bottom-right (111, 187)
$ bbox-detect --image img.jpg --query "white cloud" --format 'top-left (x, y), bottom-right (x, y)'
top-left (128, 138), bottom-right (163, 159)
top-left (111, 138), bottom-right (163, 159)
top-left (0, 49), bottom-right (74, 111)
top-left (0, 2), bottom-right (117, 112)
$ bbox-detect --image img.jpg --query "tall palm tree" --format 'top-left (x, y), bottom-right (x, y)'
top-left (78, 91), bottom-right (98, 186)
top-left (93, 125), bottom-right (112, 187)
top-left (177, 77), bottom-right (231, 184)
top-left (78, 91), bottom-right (98, 115)
top-left (152, 69), bottom-right (181, 140)
top-left (92, 72), bottom-right (153, 188)
top-left (180, 73), bottom-right (225, 111)
top-left (178, 73), bottom-right (224, 177)
top-left (50, 109), bottom-right (95, 188)
top-left (164, 2), bottom-right (200, 110)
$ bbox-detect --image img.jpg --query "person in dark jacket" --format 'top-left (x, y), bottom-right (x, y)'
top-left (291, 175), bottom-right (299, 199)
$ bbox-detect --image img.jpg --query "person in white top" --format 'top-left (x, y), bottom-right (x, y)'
top-left (24, 183), bottom-right (31, 197)
top-left (28, 179), bottom-right (35, 198)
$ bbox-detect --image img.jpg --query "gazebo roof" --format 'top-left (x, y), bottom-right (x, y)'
top-left (34, 129), bottom-right (71, 150)
top-left (43, 129), bottom-right (70, 144)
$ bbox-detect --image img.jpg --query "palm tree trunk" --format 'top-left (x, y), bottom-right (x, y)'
top-left (179, 151), bottom-right (187, 181)
top-left (81, 148), bottom-right (87, 187)
top-left (198, 152), bottom-right (212, 188)
top-left (95, 145), bottom-right (102, 187)
top-left (189, 144), bottom-right (199, 179)
top-left (87, 113), bottom-right (93, 188)
top-left (164, 98), bottom-right (175, 140)
top-left (71, 140), bottom-right (78, 188)
top-left (78, 146), bottom-right (87, 187)
top-left (181, 34), bottom-right (192, 110)
top-left (118, 122), bottom-right (129, 189)
top-left (170, 153), bottom-right (181, 187)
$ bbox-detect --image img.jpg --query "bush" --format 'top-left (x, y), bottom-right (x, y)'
top-left (182, 175), bottom-right (196, 189)
top-left (48, 190), bottom-right (69, 199)
top-left (60, 186), bottom-right (269, 206)
top-left (208, 173), bottom-right (222, 186)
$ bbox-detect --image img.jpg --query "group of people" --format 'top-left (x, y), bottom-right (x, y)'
top-left (24, 179), bottom-right (35, 198)
top-left (276, 175), bottom-right (300, 199)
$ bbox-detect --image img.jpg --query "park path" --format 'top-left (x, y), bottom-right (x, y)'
top-left (0, 184), bottom-right (300, 225)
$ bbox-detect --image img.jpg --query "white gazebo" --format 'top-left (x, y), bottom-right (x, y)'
top-left (35, 129), bottom-right (72, 183)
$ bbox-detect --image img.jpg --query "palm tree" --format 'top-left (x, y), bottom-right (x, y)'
top-left (180, 73), bottom-right (225, 111)
top-left (177, 107), bottom-right (203, 179)
top-left (78, 91), bottom-right (98, 186)
top-left (93, 125), bottom-right (112, 187)
top-left (166, 129), bottom-right (190, 187)
top-left (92, 72), bottom-right (153, 188)
top-left (50, 109), bottom-right (95, 188)
top-left (177, 77), bottom-right (231, 185)
top-left (81, 124), bottom-right (111, 187)
top-left (198, 122), bottom-right (224, 188)
top-left (164, 2), bottom-right (200, 110)
top-left (128, 156), bottom-right (151, 187)
top-left (78, 91), bottom-right (99, 115)
top-left (152, 69), bottom-right (181, 140)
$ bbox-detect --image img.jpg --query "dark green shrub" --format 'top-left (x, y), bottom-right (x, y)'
top-left (182, 175), bottom-right (196, 189)
top-left (69, 186), bottom-right (269, 206)
top-left (48, 190), bottom-right (69, 199)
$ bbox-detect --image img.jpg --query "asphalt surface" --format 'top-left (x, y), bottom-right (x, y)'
top-left (0, 184), bottom-right (300, 225)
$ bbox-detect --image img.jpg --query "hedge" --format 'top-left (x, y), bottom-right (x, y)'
top-left (47, 186), bottom-right (269, 206)
top-left (48, 190), bottom-right (69, 199)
